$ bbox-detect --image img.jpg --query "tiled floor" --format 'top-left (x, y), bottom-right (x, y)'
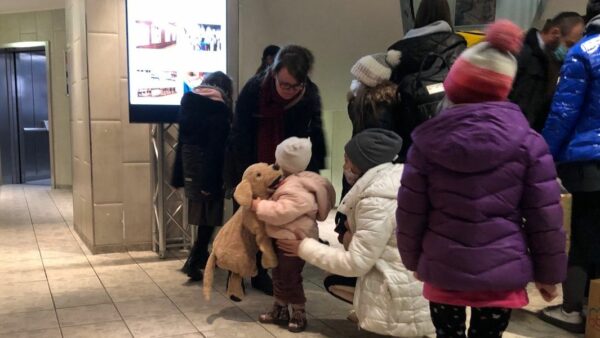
top-left (0, 185), bottom-right (584, 338)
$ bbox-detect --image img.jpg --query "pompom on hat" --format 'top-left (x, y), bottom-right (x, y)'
top-left (351, 50), bottom-right (402, 87)
top-left (443, 19), bottom-right (524, 104)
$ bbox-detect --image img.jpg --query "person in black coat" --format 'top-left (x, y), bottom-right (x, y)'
top-left (510, 12), bottom-right (585, 132)
top-left (387, 0), bottom-right (466, 161)
top-left (172, 71), bottom-right (233, 281)
top-left (224, 45), bottom-right (326, 295)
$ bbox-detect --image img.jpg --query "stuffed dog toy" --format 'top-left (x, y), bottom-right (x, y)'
top-left (203, 163), bottom-right (282, 301)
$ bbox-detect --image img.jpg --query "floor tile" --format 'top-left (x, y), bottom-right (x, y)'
top-left (105, 281), bottom-right (165, 302)
top-left (200, 322), bottom-right (275, 338)
top-left (87, 253), bottom-right (135, 267)
top-left (0, 281), bottom-right (54, 314)
top-left (124, 313), bottom-right (198, 338)
top-left (0, 260), bottom-right (46, 285)
top-left (0, 328), bottom-right (62, 338)
top-left (184, 305), bottom-right (255, 331)
top-left (52, 285), bottom-right (112, 309)
top-left (96, 264), bottom-right (153, 287)
top-left (57, 303), bottom-right (122, 327)
top-left (61, 320), bottom-right (132, 338)
top-left (115, 297), bottom-right (181, 319)
top-left (0, 310), bottom-right (59, 334)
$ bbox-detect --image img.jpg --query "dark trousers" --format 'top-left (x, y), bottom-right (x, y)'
top-left (562, 191), bottom-right (600, 312)
top-left (185, 198), bottom-right (223, 270)
top-left (272, 244), bottom-right (306, 305)
top-left (429, 302), bottom-right (511, 338)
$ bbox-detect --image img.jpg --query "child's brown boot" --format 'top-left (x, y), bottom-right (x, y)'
top-left (258, 302), bottom-right (289, 326)
top-left (288, 308), bottom-right (307, 333)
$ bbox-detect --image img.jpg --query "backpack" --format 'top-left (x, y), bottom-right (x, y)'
top-left (393, 53), bottom-right (450, 160)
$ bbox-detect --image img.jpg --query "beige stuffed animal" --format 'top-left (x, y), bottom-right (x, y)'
top-left (203, 163), bottom-right (282, 301)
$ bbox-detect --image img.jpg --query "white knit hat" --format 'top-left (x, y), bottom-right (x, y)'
top-left (275, 137), bottom-right (312, 174)
top-left (350, 50), bottom-right (402, 87)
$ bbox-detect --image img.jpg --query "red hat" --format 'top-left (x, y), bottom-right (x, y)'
top-left (443, 20), bottom-right (524, 104)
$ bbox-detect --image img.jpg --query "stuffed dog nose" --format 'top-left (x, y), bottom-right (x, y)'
top-left (273, 164), bottom-right (280, 171)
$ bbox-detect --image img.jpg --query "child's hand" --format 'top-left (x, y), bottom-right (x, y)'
top-left (535, 283), bottom-right (558, 302)
top-left (251, 198), bottom-right (261, 211)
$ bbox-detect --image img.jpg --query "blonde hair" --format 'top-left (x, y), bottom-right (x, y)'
top-left (348, 81), bottom-right (398, 132)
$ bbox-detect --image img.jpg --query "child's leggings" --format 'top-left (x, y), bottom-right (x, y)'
top-left (429, 302), bottom-right (512, 338)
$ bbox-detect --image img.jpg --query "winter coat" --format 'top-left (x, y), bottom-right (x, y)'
top-left (510, 28), bottom-right (562, 132)
top-left (224, 73), bottom-right (326, 192)
top-left (173, 88), bottom-right (231, 200)
top-left (299, 163), bottom-right (433, 337)
top-left (543, 15), bottom-right (600, 164)
top-left (397, 101), bottom-right (567, 292)
top-left (255, 172), bottom-right (335, 240)
top-left (388, 20), bottom-right (467, 161)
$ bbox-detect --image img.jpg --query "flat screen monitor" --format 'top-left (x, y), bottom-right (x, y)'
top-left (126, 0), bottom-right (227, 123)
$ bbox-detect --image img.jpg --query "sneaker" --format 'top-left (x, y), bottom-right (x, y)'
top-left (258, 303), bottom-right (290, 326)
top-left (288, 309), bottom-right (307, 333)
top-left (251, 271), bottom-right (274, 296)
top-left (539, 305), bottom-right (585, 334)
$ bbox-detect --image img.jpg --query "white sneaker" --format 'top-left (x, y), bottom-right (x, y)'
top-left (539, 305), bottom-right (585, 333)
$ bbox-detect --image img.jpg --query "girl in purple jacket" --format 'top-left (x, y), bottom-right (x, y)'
top-left (396, 20), bottom-right (567, 338)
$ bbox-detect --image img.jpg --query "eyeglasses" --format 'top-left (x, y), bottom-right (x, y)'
top-left (275, 75), bottom-right (305, 91)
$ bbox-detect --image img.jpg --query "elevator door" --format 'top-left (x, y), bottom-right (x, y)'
top-left (16, 51), bottom-right (50, 184)
top-left (0, 49), bottom-right (50, 185)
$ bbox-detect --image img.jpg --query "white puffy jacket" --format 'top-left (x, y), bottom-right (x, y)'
top-left (298, 163), bottom-right (433, 337)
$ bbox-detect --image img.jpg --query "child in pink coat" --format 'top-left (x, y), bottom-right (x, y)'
top-left (252, 137), bottom-right (335, 333)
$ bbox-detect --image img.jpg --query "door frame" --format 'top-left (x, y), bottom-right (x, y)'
top-left (0, 41), bottom-right (55, 187)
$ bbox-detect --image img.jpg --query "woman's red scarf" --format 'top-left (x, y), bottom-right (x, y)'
top-left (256, 74), bottom-right (302, 164)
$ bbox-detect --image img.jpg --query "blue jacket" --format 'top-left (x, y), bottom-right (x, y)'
top-left (542, 16), bottom-right (600, 163)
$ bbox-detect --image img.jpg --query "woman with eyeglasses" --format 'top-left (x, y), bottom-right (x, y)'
top-left (224, 44), bottom-right (326, 296)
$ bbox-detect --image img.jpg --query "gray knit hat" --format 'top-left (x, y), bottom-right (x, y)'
top-left (344, 128), bottom-right (403, 173)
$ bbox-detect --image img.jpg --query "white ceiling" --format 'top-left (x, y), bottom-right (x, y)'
top-left (0, 0), bottom-right (64, 14)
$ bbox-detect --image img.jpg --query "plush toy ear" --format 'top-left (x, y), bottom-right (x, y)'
top-left (234, 179), bottom-right (253, 206)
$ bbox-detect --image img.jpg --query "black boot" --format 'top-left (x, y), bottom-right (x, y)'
top-left (251, 251), bottom-right (273, 295)
top-left (181, 226), bottom-right (214, 281)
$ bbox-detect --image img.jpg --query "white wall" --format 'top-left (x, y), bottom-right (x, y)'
top-left (535, 0), bottom-right (588, 27)
top-left (238, 0), bottom-right (404, 196)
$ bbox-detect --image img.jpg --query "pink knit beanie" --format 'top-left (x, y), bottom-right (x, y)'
top-left (443, 20), bottom-right (524, 104)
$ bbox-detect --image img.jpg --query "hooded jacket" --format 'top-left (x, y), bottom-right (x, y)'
top-left (388, 20), bottom-right (467, 161)
top-left (299, 163), bottom-right (434, 337)
top-left (397, 102), bottom-right (567, 292)
top-left (543, 15), bottom-right (600, 163)
top-left (255, 171), bottom-right (335, 240)
top-left (171, 88), bottom-right (231, 199)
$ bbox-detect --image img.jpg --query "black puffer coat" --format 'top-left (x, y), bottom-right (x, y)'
top-left (509, 29), bottom-right (562, 132)
top-left (388, 25), bottom-right (466, 161)
top-left (224, 73), bottom-right (326, 192)
top-left (172, 90), bottom-right (231, 200)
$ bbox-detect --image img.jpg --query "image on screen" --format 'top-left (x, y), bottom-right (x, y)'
top-left (126, 0), bottom-right (227, 122)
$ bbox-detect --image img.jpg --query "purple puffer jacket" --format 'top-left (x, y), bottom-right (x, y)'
top-left (396, 101), bottom-right (566, 291)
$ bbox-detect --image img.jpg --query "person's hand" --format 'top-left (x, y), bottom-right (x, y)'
top-left (251, 198), bottom-right (262, 211)
top-left (201, 190), bottom-right (211, 197)
top-left (276, 231), bottom-right (307, 257)
top-left (536, 283), bottom-right (559, 302)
